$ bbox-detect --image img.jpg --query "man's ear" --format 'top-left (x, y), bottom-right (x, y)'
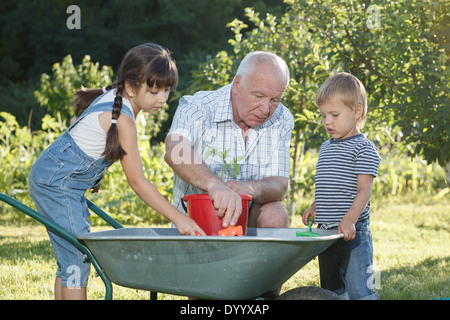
top-left (232, 75), bottom-right (242, 95)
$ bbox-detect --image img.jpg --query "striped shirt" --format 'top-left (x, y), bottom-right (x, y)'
top-left (167, 84), bottom-right (294, 212)
top-left (314, 134), bottom-right (380, 225)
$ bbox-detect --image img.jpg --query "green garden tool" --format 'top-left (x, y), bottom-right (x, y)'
top-left (296, 217), bottom-right (320, 237)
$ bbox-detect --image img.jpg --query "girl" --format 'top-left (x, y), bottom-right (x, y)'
top-left (28, 43), bottom-right (205, 300)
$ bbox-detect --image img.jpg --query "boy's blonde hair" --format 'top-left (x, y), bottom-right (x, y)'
top-left (315, 72), bottom-right (368, 129)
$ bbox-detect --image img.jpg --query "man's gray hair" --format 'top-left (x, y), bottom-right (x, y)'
top-left (235, 51), bottom-right (289, 86)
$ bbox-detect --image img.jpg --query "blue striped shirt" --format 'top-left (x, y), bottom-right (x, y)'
top-left (314, 134), bottom-right (380, 224)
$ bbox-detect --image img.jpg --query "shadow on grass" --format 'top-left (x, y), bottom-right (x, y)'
top-left (378, 256), bottom-right (450, 300)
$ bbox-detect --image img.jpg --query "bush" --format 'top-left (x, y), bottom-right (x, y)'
top-left (0, 111), bottom-right (174, 225)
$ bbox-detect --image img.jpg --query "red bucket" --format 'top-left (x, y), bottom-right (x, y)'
top-left (182, 194), bottom-right (252, 236)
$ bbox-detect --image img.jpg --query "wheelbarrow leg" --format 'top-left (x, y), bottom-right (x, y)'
top-left (85, 250), bottom-right (114, 300)
top-left (105, 281), bottom-right (113, 300)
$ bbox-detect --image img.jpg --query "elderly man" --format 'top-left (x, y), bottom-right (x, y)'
top-left (165, 51), bottom-right (293, 229)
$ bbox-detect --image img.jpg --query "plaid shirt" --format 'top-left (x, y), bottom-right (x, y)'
top-left (168, 84), bottom-right (294, 212)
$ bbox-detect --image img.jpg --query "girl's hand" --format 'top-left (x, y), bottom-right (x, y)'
top-left (174, 215), bottom-right (206, 236)
top-left (91, 183), bottom-right (101, 193)
top-left (302, 202), bottom-right (316, 225)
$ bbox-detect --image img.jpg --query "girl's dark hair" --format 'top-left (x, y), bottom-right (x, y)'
top-left (73, 43), bottom-right (178, 162)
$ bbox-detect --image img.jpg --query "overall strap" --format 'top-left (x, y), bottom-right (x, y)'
top-left (69, 90), bottom-right (135, 130)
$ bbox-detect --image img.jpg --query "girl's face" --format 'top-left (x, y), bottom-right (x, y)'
top-left (318, 98), bottom-right (362, 140)
top-left (127, 83), bottom-right (170, 115)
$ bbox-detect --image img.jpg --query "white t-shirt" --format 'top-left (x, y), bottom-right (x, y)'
top-left (69, 90), bottom-right (134, 160)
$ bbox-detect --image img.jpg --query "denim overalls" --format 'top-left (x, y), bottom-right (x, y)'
top-left (28, 91), bottom-right (134, 287)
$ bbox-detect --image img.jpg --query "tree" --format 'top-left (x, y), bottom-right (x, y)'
top-left (184, 0), bottom-right (449, 216)
top-left (34, 54), bottom-right (113, 120)
top-left (292, 0), bottom-right (449, 184)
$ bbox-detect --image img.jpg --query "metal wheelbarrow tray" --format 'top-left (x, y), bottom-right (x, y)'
top-left (1, 192), bottom-right (342, 300)
top-left (78, 227), bottom-right (342, 300)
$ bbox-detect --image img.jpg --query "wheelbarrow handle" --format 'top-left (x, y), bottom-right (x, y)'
top-left (0, 193), bottom-right (79, 245)
top-left (86, 199), bottom-right (123, 229)
top-left (0, 192), bottom-right (113, 300)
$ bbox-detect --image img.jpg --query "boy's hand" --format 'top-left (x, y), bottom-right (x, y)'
top-left (302, 202), bottom-right (316, 225)
top-left (338, 217), bottom-right (356, 241)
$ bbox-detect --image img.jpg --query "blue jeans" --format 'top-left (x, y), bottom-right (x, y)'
top-left (318, 219), bottom-right (379, 300)
top-left (28, 131), bottom-right (112, 287)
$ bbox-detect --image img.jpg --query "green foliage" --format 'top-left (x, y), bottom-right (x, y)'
top-left (34, 55), bottom-right (114, 121)
top-left (0, 109), bottom-right (447, 225)
top-left (0, 111), bottom-right (175, 225)
top-left (1, 1), bottom-right (448, 224)
top-left (1, 0), bottom-right (286, 133)
top-left (0, 111), bottom-right (64, 200)
top-left (291, 0), bottom-right (449, 167)
top-left (373, 148), bottom-right (448, 198)
top-left (0, 0), bottom-right (286, 85)
top-left (0, 79), bottom-right (43, 131)
top-left (184, 1), bottom-right (449, 214)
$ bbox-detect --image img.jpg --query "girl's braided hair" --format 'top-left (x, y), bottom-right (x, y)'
top-left (73, 43), bottom-right (178, 162)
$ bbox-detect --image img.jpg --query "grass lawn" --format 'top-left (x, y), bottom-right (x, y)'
top-left (0, 191), bottom-right (448, 300)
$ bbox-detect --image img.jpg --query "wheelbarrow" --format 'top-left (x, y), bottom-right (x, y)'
top-left (0, 192), bottom-right (343, 300)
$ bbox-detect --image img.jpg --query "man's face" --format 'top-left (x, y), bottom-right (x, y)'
top-left (231, 63), bottom-right (287, 130)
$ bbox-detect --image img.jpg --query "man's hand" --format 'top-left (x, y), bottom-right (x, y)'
top-left (225, 180), bottom-right (255, 198)
top-left (207, 183), bottom-right (243, 228)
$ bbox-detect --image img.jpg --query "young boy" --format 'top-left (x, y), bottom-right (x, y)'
top-left (302, 72), bottom-right (381, 300)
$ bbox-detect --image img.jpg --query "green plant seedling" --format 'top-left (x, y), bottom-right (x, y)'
top-left (205, 145), bottom-right (245, 180)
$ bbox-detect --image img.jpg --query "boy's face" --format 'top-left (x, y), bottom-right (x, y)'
top-left (318, 98), bottom-right (363, 140)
